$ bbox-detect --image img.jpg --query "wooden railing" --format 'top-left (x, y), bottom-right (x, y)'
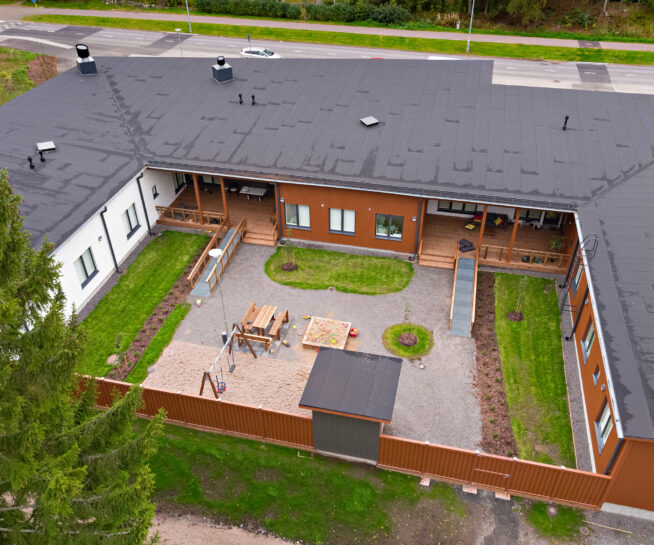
top-left (207, 219), bottom-right (247, 293)
top-left (156, 205), bottom-right (225, 228)
top-left (470, 249), bottom-right (479, 332)
top-left (448, 246), bottom-right (460, 330)
top-left (187, 223), bottom-right (229, 288)
top-left (480, 244), bottom-right (570, 270)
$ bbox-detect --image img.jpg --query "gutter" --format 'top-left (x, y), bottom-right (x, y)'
top-left (135, 172), bottom-right (153, 236)
top-left (100, 207), bottom-right (120, 274)
top-left (573, 212), bottom-right (624, 441)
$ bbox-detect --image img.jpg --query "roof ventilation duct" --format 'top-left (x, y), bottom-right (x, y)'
top-left (75, 44), bottom-right (97, 76)
top-left (212, 56), bottom-right (233, 84)
top-left (360, 116), bottom-right (379, 127)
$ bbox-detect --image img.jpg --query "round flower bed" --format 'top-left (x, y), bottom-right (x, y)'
top-left (382, 323), bottom-right (434, 359)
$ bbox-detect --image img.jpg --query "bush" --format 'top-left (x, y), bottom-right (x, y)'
top-left (371, 3), bottom-right (411, 24)
top-left (306, 1), bottom-right (410, 25)
top-left (196, 0), bottom-right (302, 19)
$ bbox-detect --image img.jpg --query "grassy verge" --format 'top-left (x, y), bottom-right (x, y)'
top-left (147, 421), bottom-right (465, 544)
top-left (24, 14), bottom-right (654, 64)
top-left (0, 47), bottom-right (38, 105)
top-left (265, 246), bottom-right (413, 295)
top-left (382, 323), bottom-right (433, 359)
top-left (125, 302), bottom-right (191, 384)
top-left (494, 273), bottom-right (575, 467)
top-left (80, 231), bottom-right (207, 377)
top-left (526, 502), bottom-right (584, 539)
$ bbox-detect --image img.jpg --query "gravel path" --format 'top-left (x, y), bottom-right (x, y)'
top-left (174, 244), bottom-right (481, 450)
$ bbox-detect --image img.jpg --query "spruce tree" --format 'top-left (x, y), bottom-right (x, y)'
top-left (0, 169), bottom-right (164, 543)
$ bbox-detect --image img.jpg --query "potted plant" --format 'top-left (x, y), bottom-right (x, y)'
top-left (549, 234), bottom-right (564, 253)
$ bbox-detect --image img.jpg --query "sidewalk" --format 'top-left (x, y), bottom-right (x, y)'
top-left (4, 2), bottom-right (654, 52)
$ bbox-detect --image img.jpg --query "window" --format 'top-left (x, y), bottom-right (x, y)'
top-left (172, 172), bottom-right (186, 193)
top-left (74, 247), bottom-right (97, 288)
top-left (375, 214), bottom-right (403, 240)
top-left (595, 402), bottom-right (613, 453)
top-left (122, 203), bottom-right (140, 239)
top-left (572, 261), bottom-right (583, 294)
top-left (520, 209), bottom-right (542, 220)
top-left (329, 208), bottom-right (355, 234)
top-left (285, 204), bottom-right (310, 229)
top-left (437, 200), bottom-right (478, 214)
top-left (582, 321), bottom-right (596, 363)
top-left (151, 184), bottom-right (159, 199)
top-left (593, 365), bottom-right (601, 386)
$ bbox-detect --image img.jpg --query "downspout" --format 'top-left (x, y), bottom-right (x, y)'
top-left (100, 207), bottom-right (120, 274)
top-left (559, 238), bottom-right (580, 289)
top-left (565, 286), bottom-right (588, 341)
top-left (605, 436), bottom-right (624, 475)
top-left (135, 173), bottom-right (153, 236)
top-left (411, 197), bottom-right (423, 260)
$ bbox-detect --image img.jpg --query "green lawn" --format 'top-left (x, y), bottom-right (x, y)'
top-left (382, 323), bottom-right (433, 359)
top-left (80, 231), bottom-right (208, 377)
top-left (265, 246), bottom-right (413, 295)
top-left (494, 273), bottom-right (575, 467)
top-left (24, 14), bottom-right (654, 65)
top-left (147, 421), bottom-right (465, 544)
top-left (0, 46), bottom-right (38, 105)
top-left (125, 302), bottom-right (191, 384)
top-left (526, 502), bottom-right (584, 539)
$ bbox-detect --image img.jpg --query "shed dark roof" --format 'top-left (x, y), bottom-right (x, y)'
top-left (299, 348), bottom-right (402, 423)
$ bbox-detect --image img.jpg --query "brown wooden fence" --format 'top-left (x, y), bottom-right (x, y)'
top-left (378, 435), bottom-right (611, 510)
top-left (88, 378), bottom-right (614, 510)
top-left (92, 378), bottom-right (313, 449)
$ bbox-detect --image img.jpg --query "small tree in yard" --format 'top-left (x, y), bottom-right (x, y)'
top-left (0, 169), bottom-right (164, 544)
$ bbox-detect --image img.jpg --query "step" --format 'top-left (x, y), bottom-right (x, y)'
top-left (418, 254), bottom-right (455, 269)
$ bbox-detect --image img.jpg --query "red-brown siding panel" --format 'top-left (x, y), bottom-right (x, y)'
top-left (606, 438), bottom-right (654, 511)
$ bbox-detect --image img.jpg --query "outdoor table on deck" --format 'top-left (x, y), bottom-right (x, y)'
top-left (251, 305), bottom-right (276, 335)
top-left (240, 186), bottom-right (267, 200)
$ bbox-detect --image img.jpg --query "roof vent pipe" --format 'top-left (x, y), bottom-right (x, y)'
top-left (212, 56), bottom-right (233, 84)
top-left (239, 93), bottom-right (243, 104)
top-left (251, 94), bottom-right (256, 106)
top-left (563, 115), bottom-right (570, 131)
top-left (75, 43), bottom-right (97, 76)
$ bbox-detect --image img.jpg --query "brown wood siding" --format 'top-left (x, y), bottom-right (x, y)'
top-left (568, 262), bottom-right (619, 474)
top-left (605, 438), bottom-right (654, 511)
top-left (278, 184), bottom-right (420, 254)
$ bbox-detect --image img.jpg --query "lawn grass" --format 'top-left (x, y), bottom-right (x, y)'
top-left (382, 323), bottom-right (433, 359)
top-left (146, 421), bottom-right (465, 544)
top-left (264, 246), bottom-right (413, 295)
top-left (493, 273), bottom-right (575, 467)
top-left (125, 302), bottom-right (191, 384)
top-left (80, 231), bottom-right (208, 377)
top-left (0, 46), bottom-right (38, 105)
top-left (24, 14), bottom-right (654, 65)
top-left (526, 502), bottom-right (584, 539)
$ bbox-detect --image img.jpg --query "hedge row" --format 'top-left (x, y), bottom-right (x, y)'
top-left (195, 0), bottom-right (302, 19)
top-left (306, 3), bottom-right (411, 25)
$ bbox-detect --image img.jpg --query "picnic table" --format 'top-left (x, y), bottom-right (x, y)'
top-left (251, 304), bottom-right (276, 335)
top-left (240, 186), bottom-right (267, 200)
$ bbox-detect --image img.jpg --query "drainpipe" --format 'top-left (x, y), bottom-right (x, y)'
top-left (559, 239), bottom-right (580, 289)
top-left (411, 198), bottom-right (423, 260)
top-left (100, 206), bottom-right (120, 274)
top-left (565, 285), bottom-right (588, 341)
top-left (605, 436), bottom-right (623, 475)
top-left (135, 172), bottom-right (153, 236)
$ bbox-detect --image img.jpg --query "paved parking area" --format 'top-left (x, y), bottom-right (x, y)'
top-left (174, 244), bottom-right (481, 450)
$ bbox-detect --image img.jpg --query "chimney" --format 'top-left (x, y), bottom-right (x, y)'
top-left (75, 44), bottom-right (97, 76)
top-left (212, 56), bottom-right (233, 84)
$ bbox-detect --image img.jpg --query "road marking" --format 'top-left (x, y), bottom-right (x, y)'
top-left (544, 69), bottom-right (555, 72)
top-left (328, 52), bottom-right (337, 56)
top-left (585, 71), bottom-right (596, 74)
top-left (293, 49), bottom-right (303, 52)
top-left (625, 74), bottom-right (636, 77)
top-left (75, 32), bottom-right (84, 35)
top-left (135, 37), bottom-right (144, 40)
top-left (0, 35), bottom-right (73, 49)
top-left (505, 66), bottom-right (518, 70)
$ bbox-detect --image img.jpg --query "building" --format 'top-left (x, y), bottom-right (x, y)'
top-left (1, 55), bottom-right (652, 512)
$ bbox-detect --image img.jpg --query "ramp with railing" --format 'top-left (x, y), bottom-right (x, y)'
top-left (449, 250), bottom-right (479, 337)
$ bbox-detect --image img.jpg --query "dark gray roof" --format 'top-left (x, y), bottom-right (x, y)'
top-left (2, 57), bottom-right (654, 438)
top-left (299, 348), bottom-right (402, 422)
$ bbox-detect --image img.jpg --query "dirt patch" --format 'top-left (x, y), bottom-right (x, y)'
top-left (471, 272), bottom-right (517, 457)
top-left (398, 332), bottom-right (418, 346)
top-left (280, 262), bottom-right (298, 271)
top-left (108, 242), bottom-right (204, 381)
top-left (255, 468), bottom-right (281, 482)
top-left (506, 311), bottom-right (524, 322)
top-left (27, 55), bottom-right (58, 86)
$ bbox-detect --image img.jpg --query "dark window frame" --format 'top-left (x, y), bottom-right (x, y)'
top-left (123, 203), bottom-right (140, 240)
top-left (375, 213), bottom-right (404, 241)
top-left (581, 321), bottom-right (596, 363)
top-left (437, 200), bottom-right (478, 214)
top-left (75, 247), bottom-right (98, 289)
top-left (285, 203), bottom-right (311, 230)
top-left (329, 208), bottom-right (356, 235)
top-left (572, 261), bottom-right (583, 295)
top-left (152, 184), bottom-right (159, 199)
top-left (172, 172), bottom-right (185, 193)
top-left (592, 365), bottom-right (601, 386)
top-left (595, 401), bottom-right (613, 454)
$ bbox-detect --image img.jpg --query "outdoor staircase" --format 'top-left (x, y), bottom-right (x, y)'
top-left (449, 255), bottom-right (477, 337)
top-left (418, 252), bottom-right (455, 269)
top-left (190, 227), bottom-right (236, 298)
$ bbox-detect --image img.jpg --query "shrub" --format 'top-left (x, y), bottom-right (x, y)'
top-left (196, 0), bottom-right (302, 19)
top-left (371, 4), bottom-right (411, 24)
top-left (306, 1), bottom-right (410, 25)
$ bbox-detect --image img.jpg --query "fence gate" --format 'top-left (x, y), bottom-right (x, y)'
top-left (312, 412), bottom-right (381, 463)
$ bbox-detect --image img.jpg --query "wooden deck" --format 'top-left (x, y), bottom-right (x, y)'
top-left (158, 186), bottom-right (278, 246)
top-left (419, 215), bottom-right (570, 274)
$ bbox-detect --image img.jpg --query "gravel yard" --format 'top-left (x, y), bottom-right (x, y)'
top-left (166, 243), bottom-right (481, 450)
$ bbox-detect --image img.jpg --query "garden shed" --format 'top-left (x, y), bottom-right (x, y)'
top-left (299, 348), bottom-right (402, 463)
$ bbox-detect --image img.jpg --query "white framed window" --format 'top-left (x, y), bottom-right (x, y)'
top-left (593, 365), bottom-right (601, 386)
top-left (375, 214), bottom-right (403, 240)
top-left (329, 208), bottom-right (355, 234)
top-left (122, 203), bottom-right (140, 239)
top-left (595, 401), bottom-right (613, 453)
top-left (285, 204), bottom-right (310, 229)
top-left (582, 321), bottom-right (595, 363)
top-left (152, 184), bottom-right (159, 199)
top-left (572, 262), bottom-right (583, 294)
top-left (172, 172), bottom-right (186, 193)
top-left (74, 247), bottom-right (97, 288)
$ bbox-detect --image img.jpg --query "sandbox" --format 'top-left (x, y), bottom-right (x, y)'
top-left (301, 316), bottom-right (352, 350)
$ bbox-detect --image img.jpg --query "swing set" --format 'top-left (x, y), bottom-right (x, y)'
top-left (199, 323), bottom-right (257, 399)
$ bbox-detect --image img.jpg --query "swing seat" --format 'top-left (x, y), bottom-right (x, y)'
top-left (217, 381), bottom-right (226, 394)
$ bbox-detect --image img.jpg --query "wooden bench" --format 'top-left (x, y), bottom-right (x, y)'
top-left (241, 302), bottom-right (258, 332)
top-left (234, 329), bottom-right (272, 351)
top-left (269, 309), bottom-right (289, 341)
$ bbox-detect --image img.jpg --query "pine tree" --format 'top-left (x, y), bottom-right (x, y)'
top-left (0, 169), bottom-right (165, 544)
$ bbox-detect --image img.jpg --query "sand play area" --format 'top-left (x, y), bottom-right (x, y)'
top-left (142, 341), bottom-right (315, 415)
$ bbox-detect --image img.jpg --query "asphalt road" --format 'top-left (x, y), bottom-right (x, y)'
top-left (2, 20), bottom-right (654, 94)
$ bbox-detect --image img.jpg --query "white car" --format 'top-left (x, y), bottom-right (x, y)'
top-left (240, 47), bottom-right (282, 59)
